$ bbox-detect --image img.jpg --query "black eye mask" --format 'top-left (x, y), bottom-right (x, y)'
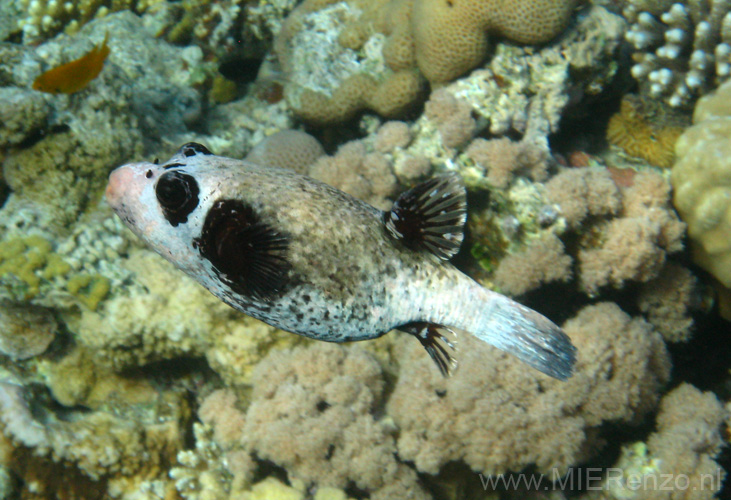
top-left (156, 171), bottom-right (200, 226)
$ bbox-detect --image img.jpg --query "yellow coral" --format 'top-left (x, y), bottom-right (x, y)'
top-left (607, 97), bottom-right (684, 169)
top-left (672, 80), bottom-right (731, 305)
top-left (413, 0), bottom-right (581, 83)
top-left (0, 235), bottom-right (110, 309)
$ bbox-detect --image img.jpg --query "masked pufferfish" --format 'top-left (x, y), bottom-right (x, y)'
top-left (105, 142), bottom-right (576, 379)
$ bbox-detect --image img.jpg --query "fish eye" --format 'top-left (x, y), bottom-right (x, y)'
top-left (180, 142), bottom-right (212, 157)
top-left (155, 171), bottom-right (200, 226)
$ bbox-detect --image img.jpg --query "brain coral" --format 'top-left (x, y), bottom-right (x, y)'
top-left (388, 302), bottom-right (670, 476)
top-left (275, 0), bottom-right (582, 122)
top-left (413, 0), bottom-right (582, 83)
top-left (672, 79), bottom-right (731, 289)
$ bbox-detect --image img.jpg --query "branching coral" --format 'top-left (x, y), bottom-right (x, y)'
top-left (388, 302), bottom-right (670, 476)
top-left (624, 0), bottom-right (731, 107)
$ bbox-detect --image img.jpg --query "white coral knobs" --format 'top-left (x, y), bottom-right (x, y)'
top-left (624, 0), bottom-right (731, 107)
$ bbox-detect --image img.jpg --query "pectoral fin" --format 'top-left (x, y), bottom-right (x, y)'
top-left (383, 173), bottom-right (467, 260)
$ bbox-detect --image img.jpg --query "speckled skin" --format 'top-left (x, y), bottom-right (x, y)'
top-left (106, 145), bottom-right (575, 379)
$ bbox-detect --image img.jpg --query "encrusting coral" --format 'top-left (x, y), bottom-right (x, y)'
top-left (388, 302), bottom-right (670, 476)
top-left (623, 0), bottom-right (731, 107)
top-left (0, 301), bottom-right (57, 360)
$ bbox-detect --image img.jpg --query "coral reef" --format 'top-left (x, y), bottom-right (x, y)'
top-left (198, 343), bottom-right (432, 500)
top-left (624, 0), bottom-right (731, 107)
top-left (1, 0), bottom-right (729, 497)
top-left (388, 302), bottom-right (670, 475)
top-left (1, 12), bottom-right (202, 228)
top-left (546, 168), bottom-right (685, 297)
top-left (672, 78), bottom-right (731, 295)
top-left (584, 383), bottom-right (726, 500)
top-left (274, 0), bottom-right (609, 124)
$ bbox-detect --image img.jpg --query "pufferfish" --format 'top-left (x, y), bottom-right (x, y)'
top-left (105, 142), bottom-right (576, 379)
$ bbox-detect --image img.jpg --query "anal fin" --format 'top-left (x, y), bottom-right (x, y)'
top-left (399, 322), bottom-right (458, 376)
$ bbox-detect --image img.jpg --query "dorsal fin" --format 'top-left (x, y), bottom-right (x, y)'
top-left (383, 173), bottom-right (467, 260)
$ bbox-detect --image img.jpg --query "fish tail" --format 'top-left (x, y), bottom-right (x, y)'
top-left (466, 292), bottom-right (576, 380)
top-left (414, 279), bottom-right (577, 380)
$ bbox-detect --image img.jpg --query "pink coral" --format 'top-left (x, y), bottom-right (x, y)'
top-left (375, 120), bottom-right (412, 153)
top-left (245, 130), bottom-right (325, 175)
top-left (388, 302), bottom-right (670, 476)
top-left (493, 233), bottom-right (573, 296)
top-left (544, 167), bottom-right (622, 227)
top-left (644, 384), bottom-right (726, 500)
top-left (424, 89), bottom-right (476, 149)
top-left (308, 140), bottom-right (398, 210)
top-left (466, 137), bottom-right (550, 188)
top-left (638, 263), bottom-right (700, 343)
top-left (579, 216), bottom-right (666, 296)
top-left (236, 343), bottom-right (431, 500)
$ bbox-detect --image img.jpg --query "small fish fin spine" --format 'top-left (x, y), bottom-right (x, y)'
top-left (383, 173), bottom-right (467, 260)
top-left (428, 278), bottom-right (576, 380)
top-left (398, 322), bottom-right (458, 376)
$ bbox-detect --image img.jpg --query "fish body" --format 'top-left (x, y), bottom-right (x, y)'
top-left (33, 32), bottom-right (110, 94)
top-left (106, 143), bottom-right (576, 379)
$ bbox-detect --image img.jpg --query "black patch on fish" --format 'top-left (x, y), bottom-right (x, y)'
top-left (399, 322), bottom-right (458, 377)
top-left (163, 162), bottom-right (185, 170)
top-left (179, 142), bottom-right (213, 157)
top-left (194, 199), bottom-right (290, 300)
top-left (155, 171), bottom-right (200, 226)
top-left (384, 173), bottom-right (467, 260)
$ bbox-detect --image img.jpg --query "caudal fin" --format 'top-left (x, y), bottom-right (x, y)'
top-left (472, 295), bottom-right (576, 380)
